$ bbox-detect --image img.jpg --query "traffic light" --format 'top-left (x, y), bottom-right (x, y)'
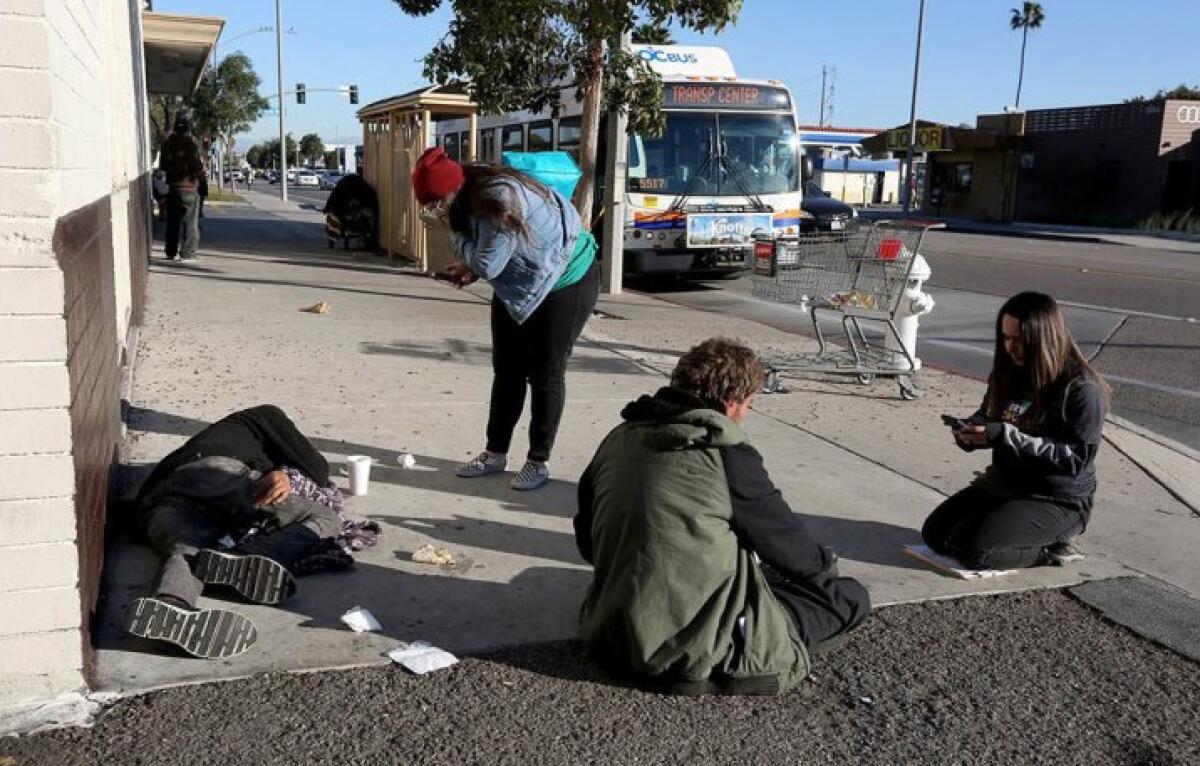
top-left (348, 84), bottom-right (359, 105)
top-left (296, 83), bottom-right (306, 104)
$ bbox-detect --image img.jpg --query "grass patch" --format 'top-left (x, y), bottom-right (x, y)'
top-left (1137, 208), bottom-right (1200, 234)
top-left (206, 189), bottom-right (246, 203)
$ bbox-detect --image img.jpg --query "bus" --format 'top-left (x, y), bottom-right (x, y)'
top-left (435, 45), bottom-right (806, 278)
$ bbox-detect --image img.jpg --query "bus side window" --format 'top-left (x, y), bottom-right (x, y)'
top-left (557, 116), bottom-right (582, 162)
top-left (528, 120), bottom-right (553, 151)
top-left (502, 124), bottom-right (524, 154)
top-left (481, 129), bottom-right (496, 163)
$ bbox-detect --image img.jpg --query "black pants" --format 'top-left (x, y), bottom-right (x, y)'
top-left (921, 482), bottom-right (1089, 570)
top-left (765, 565), bottom-right (871, 649)
top-left (486, 264), bottom-right (600, 462)
top-left (138, 457), bottom-right (342, 607)
top-left (165, 188), bottom-right (200, 258)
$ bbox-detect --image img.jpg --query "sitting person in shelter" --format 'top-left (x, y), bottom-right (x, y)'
top-left (126, 405), bottom-right (349, 659)
top-left (921, 292), bottom-right (1110, 570)
top-left (574, 338), bottom-right (870, 695)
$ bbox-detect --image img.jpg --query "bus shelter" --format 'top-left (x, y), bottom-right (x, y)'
top-left (357, 83), bottom-right (478, 272)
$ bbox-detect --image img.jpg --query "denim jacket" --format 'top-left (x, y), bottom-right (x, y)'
top-left (451, 178), bottom-right (582, 324)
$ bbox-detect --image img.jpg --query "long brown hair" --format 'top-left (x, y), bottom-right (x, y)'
top-left (988, 291), bottom-right (1111, 424)
top-left (447, 164), bottom-right (554, 239)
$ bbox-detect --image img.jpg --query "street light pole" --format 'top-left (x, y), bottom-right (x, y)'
top-left (901, 0), bottom-right (927, 216)
top-left (275, 0), bottom-right (288, 202)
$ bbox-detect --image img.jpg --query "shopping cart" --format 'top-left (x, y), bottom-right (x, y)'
top-left (751, 220), bottom-right (943, 400)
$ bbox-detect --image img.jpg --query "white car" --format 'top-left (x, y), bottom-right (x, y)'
top-left (320, 170), bottom-right (345, 190)
top-left (295, 171), bottom-right (321, 187)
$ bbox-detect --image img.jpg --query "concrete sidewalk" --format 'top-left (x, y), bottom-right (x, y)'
top-left (93, 192), bottom-right (1199, 695)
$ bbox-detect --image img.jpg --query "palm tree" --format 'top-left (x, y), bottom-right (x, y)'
top-left (1010, 2), bottom-right (1045, 109)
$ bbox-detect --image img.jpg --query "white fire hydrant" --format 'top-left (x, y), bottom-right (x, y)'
top-left (885, 252), bottom-right (935, 370)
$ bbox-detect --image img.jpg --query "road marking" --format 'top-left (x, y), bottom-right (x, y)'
top-left (1056, 298), bottom-right (1198, 324)
top-left (922, 338), bottom-right (1200, 400)
top-left (925, 248), bottom-right (1200, 287)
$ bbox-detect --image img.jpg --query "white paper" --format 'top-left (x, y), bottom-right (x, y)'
top-left (340, 606), bottom-right (382, 632)
top-left (902, 544), bottom-right (1018, 580)
top-left (387, 641), bottom-right (458, 675)
top-left (397, 452), bottom-right (417, 469)
top-left (217, 535), bottom-right (236, 550)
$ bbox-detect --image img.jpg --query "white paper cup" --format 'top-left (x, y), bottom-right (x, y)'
top-left (347, 455), bottom-right (372, 496)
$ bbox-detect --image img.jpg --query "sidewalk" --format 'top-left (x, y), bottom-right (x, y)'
top-left (91, 191), bottom-right (1200, 696)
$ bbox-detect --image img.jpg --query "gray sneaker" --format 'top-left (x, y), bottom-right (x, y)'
top-left (510, 460), bottom-right (550, 491)
top-left (456, 450), bottom-right (507, 478)
top-left (193, 548), bottom-right (295, 605)
top-left (1043, 539), bottom-right (1085, 566)
top-left (126, 597), bottom-right (257, 659)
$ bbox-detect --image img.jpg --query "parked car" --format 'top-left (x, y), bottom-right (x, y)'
top-left (295, 170), bottom-right (321, 187)
top-left (224, 169), bottom-right (244, 184)
top-left (267, 170), bottom-right (280, 184)
top-left (802, 181), bottom-right (859, 231)
top-left (286, 169), bottom-right (297, 183)
top-left (320, 170), bottom-right (345, 190)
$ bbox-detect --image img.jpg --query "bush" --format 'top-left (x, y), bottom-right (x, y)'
top-left (1136, 209), bottom-right (1200, 233)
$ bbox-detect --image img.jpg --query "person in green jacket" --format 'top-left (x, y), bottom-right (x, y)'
top-left (574, 338), bottom-right (869, 695)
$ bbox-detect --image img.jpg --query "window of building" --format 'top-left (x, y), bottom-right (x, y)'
top-left (480, 129), bottom-right (497, 162)
top-left (557, 116), bottom-right (582, 161)
top-left (955, 163), bottom-right (973, 190)
top-left (458, 131), bottom-right (470, 160)
top-left (442, 132), bottom-right (460, 162)
top-left (528, 120), bottom-right (553, 151)
top-left (502, 125), bottom-right (524, 153)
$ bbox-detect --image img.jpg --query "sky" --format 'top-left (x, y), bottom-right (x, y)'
top-left (155, 0), bottom-right (1200, 148)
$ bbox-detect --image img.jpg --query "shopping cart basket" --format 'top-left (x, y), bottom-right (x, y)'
top-left (751, 220), bottom-right (942, 400)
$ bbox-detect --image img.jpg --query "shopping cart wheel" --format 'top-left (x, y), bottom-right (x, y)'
top-left (856, 372), bottom-right (876, 385)
top-left (763, 370), bottom-right (783, 394)
top-left (898, 377), bottom-right (920, 401)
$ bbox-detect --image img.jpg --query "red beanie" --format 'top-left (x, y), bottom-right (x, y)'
top-left (412, 147), bottom-right (465, 204)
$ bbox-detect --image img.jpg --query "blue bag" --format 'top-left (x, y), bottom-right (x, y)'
top-left (501, 151), bottom-right (582, 200)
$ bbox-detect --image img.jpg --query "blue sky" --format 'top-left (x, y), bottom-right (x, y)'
top-left (156, 0), bottom-right (1200, 147)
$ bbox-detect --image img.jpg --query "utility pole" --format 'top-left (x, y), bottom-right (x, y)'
top-left (819, 66), bottom-right (827, 127)
top-left (600, 29), bottom-right (632, 295)
top-left (901, 0), bottom-right (927, 216)
top-left (275, 0), bottom-right (288, 202)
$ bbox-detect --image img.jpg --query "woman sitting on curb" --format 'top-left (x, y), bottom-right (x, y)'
top-left (921, 291), bottom-right (1111, 569)
top-left (412, 147), bottom-right (600, 491)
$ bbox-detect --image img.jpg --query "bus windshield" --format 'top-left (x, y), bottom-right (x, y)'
top-left (629, 112), bottom-right (799, 197)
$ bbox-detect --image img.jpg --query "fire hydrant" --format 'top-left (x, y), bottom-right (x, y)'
top-left (885, 252), bottom-right (934, 370)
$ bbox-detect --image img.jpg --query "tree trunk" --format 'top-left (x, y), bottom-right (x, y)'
top-left (1015, 26), bottom-right (1028, 108)
top-left (572, 36), bottom-right (605, 228)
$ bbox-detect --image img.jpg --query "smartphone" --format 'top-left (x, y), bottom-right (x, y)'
top-left (432, 271), bottom-right (456, 283)
top-left (940, 414), bottom-right (965, 429)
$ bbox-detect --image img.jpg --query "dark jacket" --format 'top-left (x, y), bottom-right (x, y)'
top-left (974, 370), bottom-right (1106, 502)
top-left (159, 132), bottom-right (204, 190)
top-left (575, 387), bottom-right (818, 693)
top-left (137, 405), bottom-right (329, 502)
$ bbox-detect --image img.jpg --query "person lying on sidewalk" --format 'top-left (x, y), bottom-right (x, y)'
top-left (126, 405), bottom-right (348, 659)
top-left (574, 338), bottom-right (870, 695)
top-left (412, 147), bottom-right (599, 492)
top-left (922, 291), bottom-right (1111, 570)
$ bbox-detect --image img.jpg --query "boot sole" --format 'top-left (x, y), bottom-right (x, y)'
top-left (126, 598), bottom-right (256, 659)
top-left (193, 549), bottom-right (296, 605)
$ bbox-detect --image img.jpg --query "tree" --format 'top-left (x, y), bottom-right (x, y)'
top-left (299, 133), bottom-right (325, 164)
top-left (392, 0), bottom-right (741, 222)
top-left (246, 143), bottom-right (263, 169)
top-left (323, 149), bottom-right (340, 169)
top-left (190, 53), bottom-right (269, 179)
top-left (632, 19), bottom-right (674, 44)
top-left (1009, 2), bottom-right (1045, 109)
top-left (1127, 84), bottom-right (1200, 103)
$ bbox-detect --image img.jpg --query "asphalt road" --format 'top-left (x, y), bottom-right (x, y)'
top-left (644, 230), bottom-right (1200, 450)
top-left (6, 590), bottom-right (1199, 765)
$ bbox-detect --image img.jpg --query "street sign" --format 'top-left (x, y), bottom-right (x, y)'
top-left (887, 125), bottom-right (948, 152)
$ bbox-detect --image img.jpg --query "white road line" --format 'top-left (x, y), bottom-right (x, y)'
top-left (1055, 298), bottom-right (1198, 324)
top-left (922, 338), bottom-right (1200, 400)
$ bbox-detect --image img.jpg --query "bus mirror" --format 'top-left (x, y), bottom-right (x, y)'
top-left (801, 155), bottom-right (814, 182)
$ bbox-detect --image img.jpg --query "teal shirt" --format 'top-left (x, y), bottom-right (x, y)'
top-left (552, 230), bottom-right (596, 291)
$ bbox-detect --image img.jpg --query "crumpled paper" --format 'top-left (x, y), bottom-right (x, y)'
top-left (387, 641), bottom-right (458, 675)
top-left (412, 544), bottom-right (455, 566)
top-left (301, 301), bottom-right (330, 314)
top-left (340, 606), bottom-right (382, 633)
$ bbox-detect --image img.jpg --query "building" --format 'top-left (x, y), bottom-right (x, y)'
top-left (1016, 99), bottom-right (1200, 226)
top-left (799, 125), bottom-right (901, 205)
top-left (0, 0), bottom-right (220, 709)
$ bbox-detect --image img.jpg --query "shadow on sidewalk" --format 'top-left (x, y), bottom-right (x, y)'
top-left (803, 515), bottom-right (927, 571)
top-left (361, 339), bottom-right (649, 376)
top-left (375, 513), bottom-right (582, 566)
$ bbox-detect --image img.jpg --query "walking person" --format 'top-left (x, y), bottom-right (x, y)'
top-left (412, 147), bottom-right (599, 491)
top-left (921, 292), bottom-right (1111, 569)
top-left (159, 114), bottom-right (205, 260)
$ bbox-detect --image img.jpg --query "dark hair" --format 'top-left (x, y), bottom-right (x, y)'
top-left (670, 338), bottom-right (764, 411)
top-left (447, 164), bottom-right (555, 239)
top-left (988, 291), bottom-right (1110, 424)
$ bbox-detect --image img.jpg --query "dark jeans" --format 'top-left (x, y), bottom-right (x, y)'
top-left (138, 457), bottom-right (341, 606)
top-left (764, 565), bottom-right (871, 649)
top-left (486, 264), bottom-right (600, 462)
top-left (921, 482), bottom-right (1089, 570)
top-left (165, 188), bottom-right (200, 258)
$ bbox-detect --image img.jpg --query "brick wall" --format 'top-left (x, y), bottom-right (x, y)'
top-left (0, 0), bottom-right (150, 707)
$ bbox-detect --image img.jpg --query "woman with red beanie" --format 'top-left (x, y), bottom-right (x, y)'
top-left (412, 147), bottom-right (599, 491)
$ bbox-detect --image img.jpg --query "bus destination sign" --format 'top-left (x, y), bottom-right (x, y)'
top-left (664, 84), bottom-right (791, 112)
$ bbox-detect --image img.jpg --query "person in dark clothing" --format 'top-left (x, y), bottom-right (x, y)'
top-left (575, 338), bottom-right (869, 695)
top-left (126, 406), bottom-right (342, 659)
top-left (159, 115), bottom-right (204, 260)
top-left (921, 292), bottom-right (1111, 570)
top-left (323, 174), bottom-right (378, 251)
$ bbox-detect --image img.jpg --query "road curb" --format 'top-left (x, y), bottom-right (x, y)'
top-left (1103, 416), bottom-right (1200, 516)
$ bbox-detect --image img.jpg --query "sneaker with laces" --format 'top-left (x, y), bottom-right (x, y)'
top-left (510, 460), bottom-right (550, 491)
top-left (456, 450), bottom-right (507, 478)
top-left (1042, 539), bottom-right (1085, 566)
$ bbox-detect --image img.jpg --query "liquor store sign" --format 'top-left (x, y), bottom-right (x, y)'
top-left (886, 125), bottom-right (949, 152)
